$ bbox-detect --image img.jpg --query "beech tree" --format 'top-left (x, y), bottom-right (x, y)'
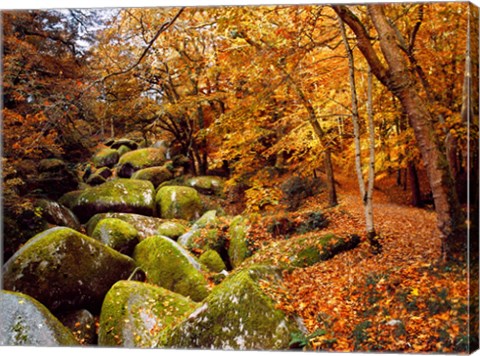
top-left (333, 4), bottom-right (466, 260)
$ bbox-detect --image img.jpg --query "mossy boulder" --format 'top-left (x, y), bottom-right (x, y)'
top-left (162, 265), bottom-right (305, 350)
top-left (35, 199), bottom-right (81, 231)
top-left (117, 148), bottom-right (166, 175)
top-left (186, 176), bottom-right (224, 195)
top-left (291, 233), bottom-right (360, 268)
top-left (64, 179), bottom-right (156, 223)
top-left (156, 186), bottom-right (203, 221)
top-left (133, 235), bottom-right (209, 302)
top-left (57, 309), bottom-right (97, 345)
top-left (2, 227), bottom-right (138, 312)
top-left (86, 213), bottom-right (185, 241)
top-left (98, 281), bottom-right (198, 347)
top-left (109, 138), bottom-right (138, 150)
top-left (228, 216), bottom-right (251, 269)
top-left (92, 148), bottom-right (119, 168)
top-left (199, 250), bottom-right (226, 273)
top-left (0, 290), bottom-right (78, 346)
top-left (157, 221), bottom-right (188, 240)
top-left (177, 211), bottom-right (226, 255)
top-left (86, 173), bottom-right (106, 186)
top-left (116, 144), bottom-right (131, 157)
top-left (91, 218), bottom-right (139, 256)
top-left (131, 166), bottom-right (173, 188)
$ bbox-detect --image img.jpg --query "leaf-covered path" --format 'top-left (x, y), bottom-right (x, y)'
top-left (272, 176), bottom-right (469, 352)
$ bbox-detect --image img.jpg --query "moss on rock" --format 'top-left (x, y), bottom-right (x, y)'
top-left (133, 235), bottom-right (209, 302)
top-left (91, 218), bottom-right (139, 256)
top-left (131, 166), bottom-right (173, 188)
top-left (118, 148), bottom-right (166, 171)
top-left (86, 213), bottom-right (186, 241)
top-left (156, 186), bottom-right (203, 221)
top-left (157, 221), bottom-right (188, 240)
top-left (2, 227), bottom-right (138, 312)
top-left (199, 250), bottom-right (226, 273)
top-left (116, 145), bottom-right (132, 157)
top-left (67, 179), bottom-right (156, 223)
top-left (98, 281), bottom-right (198, 348)
top-left (186, 176), bottom-right (224, 196)
top-left (228, 216), bottom-right (251, 269)
top-left (162, 265), bottom-right (304, 350)
top-left (92, 148), bottom-right (119, 168)
top-left (0, 290), bottom-right (78, 346)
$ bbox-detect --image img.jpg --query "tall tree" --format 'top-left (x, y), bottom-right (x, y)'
top-left (339, 17), bottom-right (380, 253)
top-left (333, 4), bottom-right (465, 260)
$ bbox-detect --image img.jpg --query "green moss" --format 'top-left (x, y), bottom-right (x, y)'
top-left (156, 221), bottom-right (188, 240)
top-left (133, 235), bottom-right (209, 302)
top-left (3, 227), bottom-right (137, 312)
top-left (92, 148), bottom-right (119, 168)
top-left (131, 166), bottom-right (173, 188)
top-left (98, 280), bottom-right (198, 347)
top-left (71, 179), bottom-right (155, 222)
top-left (118, 148), bottom-right (166, 170)
top-left (228, 215), bottom-right (250, 268)
top-left (116, 145), bottom-right (131, 157)
top-left (86, 213), bottom-right (185, 241)
top-left (1, 290), bottom-right (79, 346)
top-left (58, 190), bottom-right (83, 210)
top-left (186, 176), bottom-right (224, 195)
top-left (91, 218), bottom-right (139, 256)
top-left (162, 266), bottom-right (302, 350)
top-left (199, 250), bottom-right (226, 273)
top-left (156, 186), bottom-right (203, 221)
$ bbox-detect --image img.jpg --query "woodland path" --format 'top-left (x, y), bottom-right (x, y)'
top-left (280, 174), bottom-right (466, 352)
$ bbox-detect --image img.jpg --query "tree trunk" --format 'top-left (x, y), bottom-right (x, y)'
top-left (334, 4), bottom-right (464, 260)
top-left (324, 148), bottom-right (338, 207)
top-left (339, 16), bottom-right (381, 254)
top-left (408, 162), bottom-right (422, 207)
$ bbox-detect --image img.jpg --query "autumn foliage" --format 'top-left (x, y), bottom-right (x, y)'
top-left (2, 2), bottom-right (478, 352)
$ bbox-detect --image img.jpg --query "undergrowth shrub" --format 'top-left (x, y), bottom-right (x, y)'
top-left (280, 175), bottom-right (323, 211)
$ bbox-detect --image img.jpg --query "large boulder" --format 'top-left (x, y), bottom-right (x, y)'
top-left (91, 218), bottom-right (139, 256)
top-left (156, 221), bottom-right (188, 240)
top-left (117, 148), bottom-right (166, 177)
top-left (133, 235), bottom-right (209, 302)
top-left (228, 216), bottom-right (251, 269)
top-left (0, 290), bottom-right (78, 346)
top-left (2, 227), bottom-right (138, 312)
top-left (156, 186), bottom-right (203, 221)
top-left (131, 166), bottom-right (173, 188)
top-left (109, 138), bottom-right (138, 150)
top-left (186, 176), bottom-right (224, 196)
top-left (162, 266), bottom-right (305, 350)
top-left (61, 179), bottom-right (156, 223)
top-left (85, 213), bottom-right (185, 241)
top-left (92, 148), bottom-right (119, 168)
top-left (177, 210), bottom-right (224, 252)
top-left (199, 250), bottom-right (226, 273)
top-left (98, 281), bottom-right (198, 347)
top-left (35, 199), bottom-right (81, 231)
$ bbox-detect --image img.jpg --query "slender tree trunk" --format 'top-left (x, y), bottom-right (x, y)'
top-left (324, 148), bottom-right (338, 207)
top-left (365, 66), bottom-right (379, 252)
top-left (339, 16), bottom-right (381, 254)
top-left (334, 4), bottom-right (464, 260)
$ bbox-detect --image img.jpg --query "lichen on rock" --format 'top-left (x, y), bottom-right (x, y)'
top-left (0, 290), bottom-right (78, 346)
top-left (98, 280), bottom-right (198, 348)
top-left (133, 235), bottom-right (209, 302)
top-left (162, 265), bottom-right (305, 350)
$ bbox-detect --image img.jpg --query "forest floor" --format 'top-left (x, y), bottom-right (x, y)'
top-left (244, 174), bottom-right (472, 352)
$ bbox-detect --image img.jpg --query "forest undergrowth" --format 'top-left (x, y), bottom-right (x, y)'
top-left (245, 174), bottom-right (473, 353)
